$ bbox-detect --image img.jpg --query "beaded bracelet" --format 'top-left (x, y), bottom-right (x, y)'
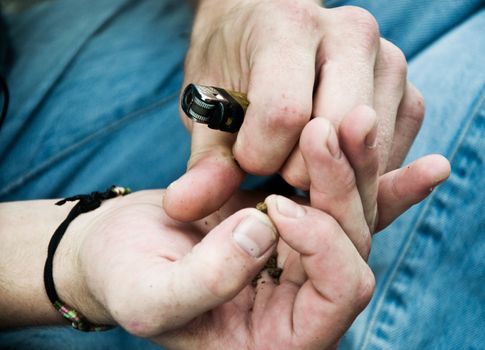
top-left (43, 185), bottom-right (131, 332)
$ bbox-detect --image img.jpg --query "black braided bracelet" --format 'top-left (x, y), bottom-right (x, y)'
top-left (43, 185), bottom-right (131, 332)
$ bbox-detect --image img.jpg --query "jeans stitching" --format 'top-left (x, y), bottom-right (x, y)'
top-left (359, 88), bottom-right (485, 350)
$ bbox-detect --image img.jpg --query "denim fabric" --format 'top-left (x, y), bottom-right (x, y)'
top-left (0, 327), bottom-right (163, 350)
top-left (0, 0), bottom-right (191, 348)
top-left (325, 0), bottom-right (484, 59)
top-left (324, 2), bottom-right (485, 349)
top-left (0, 0), bottom-right (193, 201)
top-left (0, 0), bottom-right (484, 349)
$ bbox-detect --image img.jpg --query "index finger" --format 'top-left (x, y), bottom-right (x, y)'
top-left (313, 7), bottom-right (379, 124)
top-left (232, 41), bottom-right (316, 175)
top-left (263, 196), bottom-right (374, 349)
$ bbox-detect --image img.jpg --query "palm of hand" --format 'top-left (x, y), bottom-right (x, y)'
top-left (75, 190), bottom-right (364, 350)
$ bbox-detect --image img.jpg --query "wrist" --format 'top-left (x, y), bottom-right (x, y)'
top-left (0, 192), bottom-right (121, 329)
top-left (0, 199), bottom-right (75, 328)
top-left (49, 188), bottom-right (132, 328)
top-left (53, 208), bottom-right (113, 326)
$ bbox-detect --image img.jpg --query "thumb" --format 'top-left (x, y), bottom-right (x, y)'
top-left (134, 209), bottom-right (276, 337)
top-left (163, 124), bottom-right (244, 221)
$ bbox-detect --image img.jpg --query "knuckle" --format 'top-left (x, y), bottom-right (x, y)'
top-left (188, 143), bottom-right (233, 169)
top-left (120, 317), bottom-right (157, 338)
top-left (111, 299), bottom-right (162, 338)
top-left (406, 86), bottom-right (426, 124)
top-left (390, 172), bottom-right (405, 200)
top-left (414, 89), bottom-right (426, 116)
top-left (233, 143), bottom-right (280, 175)
top-left (300, 211), bottom-right (338, 249)
top-left (394, 84), bottom-right (426, 139)
top-left (198, 258), bottom-right (243, 301)
top-left (360, 155), bottom-right (380, 180)
top-left (276, 1), bottom-right (322, 35)
top-left (309, 164), bottom-right (356, 199)
top-left (200, 267), bottom-right (229, 300)
top-left (359, 227), bottom-right (372, 260)
top-left (264, 102), bottom-right (310, 132)
top-left (339, 166), bottom-right (358, 194)
top-left (317, 213), bottom-right (341, 240)
top-left (355, 265), bottom-right (376, 309)
top-left (379, 40), bottom-right (408, 79)
top-left (342, 6), bottom-right (380, 49)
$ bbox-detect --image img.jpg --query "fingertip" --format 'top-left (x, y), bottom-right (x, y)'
top-left (364, 113), bottom-right (378, 149)
top-left (280, 147), bottom-right (312, 190)
top-left (163, 156), bottom-right (244, 221)
top-left (266, 194), bottom-right (306, 219)
top-left (340, 104), bottom-right (378, 146)
top-left (232, 209), bottom-right (278, 258)
top-left (162, 173), bottom-right (206, 221)
top-left (430, 154), bottom-right (451, 182)
top-left (418, 155), bottom-right (451, 195)
top-left (376, 154), bottom-right (451, 231)
top-left (299, 117), bottom-right (335, 159)
top-left (355, 263), bottom-right (376, 311)
top-left (353, 104), bottom-right (377, 122)
top-left (149, 209), bottom-right (278, 332)
top-left (413, 154), bottom-right (451, 189)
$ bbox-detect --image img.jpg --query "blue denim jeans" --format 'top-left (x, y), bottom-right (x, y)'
top-left (0, 0), bottom-right (193, 201)
top-left (0, 0), bottom-right (483, 349)
top-left (325, 2), bottom-right (485, 349)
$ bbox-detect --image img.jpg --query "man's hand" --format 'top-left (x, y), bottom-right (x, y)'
top-left (65, 119), bottom-right (447, 347)
top-left (0, 121), bottom-right (448, 348)
top-left (58, 118), bottom-right (448, 347)
top-left (164, 0), bottom-right (425, 222)
top-left (60, 190), bottom-right (372, 349)
top-left (295, 113), bottom-right (450, 259)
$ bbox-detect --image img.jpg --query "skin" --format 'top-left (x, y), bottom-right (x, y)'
top-left (0, 2), bottom-right (451, 348)
top-left (164, 0), bottom-right (426, 224)
top-left (0, 120), bottom-right (450, 349)
top-left (0, 191), bottom-right (372, 350)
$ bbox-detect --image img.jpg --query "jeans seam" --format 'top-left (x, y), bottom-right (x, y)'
top-left (0, 91), bottom-right (179, 197)
top-left (359, 88), bottom-right (485, 350)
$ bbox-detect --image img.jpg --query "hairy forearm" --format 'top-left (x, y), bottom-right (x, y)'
top-left (0, 199), bottom-right (77, 329)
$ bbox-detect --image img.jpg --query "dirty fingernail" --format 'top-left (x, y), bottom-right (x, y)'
top-left (233, 216), bottom-right (276, 258)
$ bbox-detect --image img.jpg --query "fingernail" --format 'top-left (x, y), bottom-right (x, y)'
top-left (364, 121), bottom-right (378, 149)
top-left (327, 125), bottom-right (341, 159)
top-left (276, 195), bottom-right (306, 218)
top-left (167, 179), bottom-right (179, 190)
top-left (233, 216), bottom-right (276, 258)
